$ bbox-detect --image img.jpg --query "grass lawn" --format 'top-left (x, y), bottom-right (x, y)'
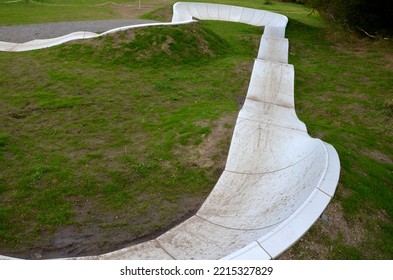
top-left (0, 0), bottom-right (392, 259)
top-left (0, 0), bottom-right (175, 25)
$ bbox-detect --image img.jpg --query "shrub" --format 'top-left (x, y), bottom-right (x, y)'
top-left (306, 0), bottom-right (393, 37)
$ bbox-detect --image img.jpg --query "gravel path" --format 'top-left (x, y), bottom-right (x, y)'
top-left (0, 19), bottom-right (157, 43)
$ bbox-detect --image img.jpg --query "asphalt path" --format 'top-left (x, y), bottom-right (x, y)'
top-left (0, 19), bottom-right (156, 43)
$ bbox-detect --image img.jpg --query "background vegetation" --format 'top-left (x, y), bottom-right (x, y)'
top-left (279, 0), bottom-right (393, 37)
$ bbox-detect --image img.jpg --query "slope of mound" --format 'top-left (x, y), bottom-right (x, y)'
top-left (59, 23), bottom-right (229, 67)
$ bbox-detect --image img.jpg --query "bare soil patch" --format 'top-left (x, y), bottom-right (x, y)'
top-left (183, 113), bottom-right (237, 175)
top-left (279, 200), bottom-right (366, 259)
top-left (111, 1), bottom-right (174, 20)
top-left (366, 150), bottom-right (393, 165)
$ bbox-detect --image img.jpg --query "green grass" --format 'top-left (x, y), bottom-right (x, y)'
top-left (0, 0), bottom-right (313, 26)
top-left (0, 0), bottom-right (392, 259)
top-left (282, 11), bottom-right (393, 259)
top-left (0, 0), bottom-right (167, 25)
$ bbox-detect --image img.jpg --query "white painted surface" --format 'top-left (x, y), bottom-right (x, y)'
top-left (238, 98), bottom-right (307, 131)
top-left (246, 60), bottom-right (295, 107)
top-left (221, 242), bottom-right (271, 260)
top-left (258, 36), bottom-right (289, 63)
top-left (172, 2), bottom-right (288, 30)
top-left (156, 216), bottom-right (275, 260)
top-left (0, 2), bottom-right (340, 260)
top-left (318, 143), bottom-right (341, 197)
top-left (0, 41), bottom-right (18, 51)
top-left (77, 240), bottom-right (174, 260)
top-left (258, 189), bottom-right (331, 258)
top-left (225, 121), bottom-right (322, 174)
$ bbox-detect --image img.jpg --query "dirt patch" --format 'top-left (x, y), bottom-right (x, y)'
top-left (110, 1), bottom-right (174, 20)
top-left (146, 4), bottom-right (174, 22)
top-left (320, 202), bottom-right (366, 246)
top-left (9, 192), bottom-right (207, 260)
top-left (160, 36), bottom-right (174, 54)
top-left (382, 52), bottom-right (393, 71)
top-left (279, 200), bottom-right (366, 259)
top-left (184, 114), bottom-right (237, 173)
top-left (232, 60), bottom-right (253, 77)
top-left (114, 30), bottom-right (136, 46)
top-left (366, 149), bottom-right (393, 165)
top-left (330, 34), bottom-right (393, 71)
top-left (111, 6), bottom-right (145, 19)
top-left (232, 61), bottom-right (253, 106)
top-left (333, 43), bottom-right (369, 58)
top-left (314, 130), bottom-right (325, 140)
top-left (196, 35), bottom-right (214, 56)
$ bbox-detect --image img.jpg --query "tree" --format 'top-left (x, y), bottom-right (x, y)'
top-left (306, 0), bottom-right (393, 37)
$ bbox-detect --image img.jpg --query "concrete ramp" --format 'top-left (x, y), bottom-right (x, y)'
top-left (0, 2), bottom-right (340, 260)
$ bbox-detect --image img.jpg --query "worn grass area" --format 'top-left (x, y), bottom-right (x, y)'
top-left (0, 0), bottom-right (392, 259)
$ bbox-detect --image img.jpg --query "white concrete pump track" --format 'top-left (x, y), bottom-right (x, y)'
top-left (0, 2), bottom-right (340, 260)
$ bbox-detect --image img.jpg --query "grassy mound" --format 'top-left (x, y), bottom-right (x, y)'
top-left (0, 20), bottom-right (257, 259)
top-left (60, 23), bottom-right (229, 67)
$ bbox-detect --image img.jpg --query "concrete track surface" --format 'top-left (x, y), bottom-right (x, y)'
top-left (0, 2), bottom-right (340, 260)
